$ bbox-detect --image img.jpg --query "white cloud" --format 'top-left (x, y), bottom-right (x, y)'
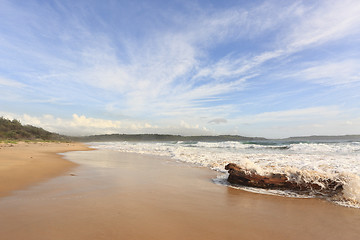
top-left (235, 106), bottom-right (341, 124)
top-left (70, 114), bottom-right (122, 129)
top-left (6, 0), bottom-right (357, 114)
top-left (292, 60), bottom-right (360, 85)
top-left (0, 112), bottom-right (211, 136)
top-left (70, 1), bottom-right (313, 117)
top-left (198, 0), bottom-right (360, 88)
top-left (287, 0), bottom-right (360, 50)
top-left (2, 105), bottom-right (360, 139)
top-left (0, 76), bottom-right (26, 88)
top-left (218, 106), bottom-right (360, 138)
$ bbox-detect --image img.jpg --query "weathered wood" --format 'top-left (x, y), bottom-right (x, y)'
top-left (225, 163), bottom-right (343, 196)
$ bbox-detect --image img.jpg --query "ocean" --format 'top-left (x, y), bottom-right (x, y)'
top-left (88, 140), bottom-right (360, 208)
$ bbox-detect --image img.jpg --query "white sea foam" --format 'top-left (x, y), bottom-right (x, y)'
top-left (89, 141), bottom-right (360, 208)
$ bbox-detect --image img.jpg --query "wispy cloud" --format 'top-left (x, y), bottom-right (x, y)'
top-left (0, 76), bottom-right (26, 88)
top-left (289, 60), bottom-right (360, 85)
top-left (286, 0), bottom-right (360, 50)
top-left (1, 0), bottom-right (360, 137)
top-left (237, 106), bottom-right (341, 124)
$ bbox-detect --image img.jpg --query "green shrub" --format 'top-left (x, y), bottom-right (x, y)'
top-left (0, 116), bottom-right (69, 142)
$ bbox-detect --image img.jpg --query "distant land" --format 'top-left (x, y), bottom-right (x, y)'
top-left (71, 134), bottom-right (267, 142)
top-left (279, 135), bottom-right (360, 142)
top-left (1, 117), bottom-right (360, 142)
top-left (73, 134), bottom-right (360, 142)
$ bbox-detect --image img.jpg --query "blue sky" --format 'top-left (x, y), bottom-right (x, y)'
top-left (1, 0), bottom-right (360, 138)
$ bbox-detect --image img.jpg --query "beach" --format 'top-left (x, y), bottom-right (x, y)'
top-left (0, 146), bottom-right (360, 240)
top-left (0, 142), bottom-right (90, 197)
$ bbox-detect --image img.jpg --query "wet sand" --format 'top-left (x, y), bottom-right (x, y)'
top-left (0, 149), bottom-right (359, 240)
top-left (0, 142), bottom-right (90, 197)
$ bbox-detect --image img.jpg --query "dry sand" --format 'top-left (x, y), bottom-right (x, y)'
top-left (0, 141), bottom-right (90, 197)
top-left (0, 148), bottom-right (359, 240)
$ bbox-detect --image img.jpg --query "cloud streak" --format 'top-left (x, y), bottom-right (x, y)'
top-left (1, 0), bottom-right (360, 137)
top-left (0, 76), bottom-right (26, 88)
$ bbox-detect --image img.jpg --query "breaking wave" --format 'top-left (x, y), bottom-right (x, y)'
top-left (89, 141), bottom-right (360, 208)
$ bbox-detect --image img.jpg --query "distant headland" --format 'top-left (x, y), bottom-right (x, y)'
top-left (1, 116), bottom-right (360, 142)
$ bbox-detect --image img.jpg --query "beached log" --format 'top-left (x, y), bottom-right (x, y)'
top-left (225, 163), bottom-right (343, 196)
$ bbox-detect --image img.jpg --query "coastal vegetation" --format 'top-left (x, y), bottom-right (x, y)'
top-left (0, 117), bottom-right (69, 142)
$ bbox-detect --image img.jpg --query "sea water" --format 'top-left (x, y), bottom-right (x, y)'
top-left (88, 140), bottom-right (360, 208)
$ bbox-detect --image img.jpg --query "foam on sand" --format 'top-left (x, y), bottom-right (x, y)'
top-left (89, 141), bottom-right (360, 208)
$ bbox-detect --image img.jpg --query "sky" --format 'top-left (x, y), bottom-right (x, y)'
top-left (1, 0), bottom-right (360, 138)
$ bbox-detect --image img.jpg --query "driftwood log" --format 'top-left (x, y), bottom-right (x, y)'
top-left (225, 163), bottom-right (343, 196)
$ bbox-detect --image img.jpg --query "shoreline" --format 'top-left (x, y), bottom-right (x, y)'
top-left (1, 150), bottom-right (359, 239)
top-left (1, 148), bottom-right (359, 239)
top-left (0, 141), bottom-right (91, 197)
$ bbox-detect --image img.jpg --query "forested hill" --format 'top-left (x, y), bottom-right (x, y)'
top-left (73, 133), bottom-right (267, 142)
top-left (0, 117), bottom-right (68, 141)
top-left (74, 133), bottom-right (360, 142)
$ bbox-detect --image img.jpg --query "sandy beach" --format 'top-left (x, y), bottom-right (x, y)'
top-left (0, 142), bottom-right (90, 197)
top-left (0, 148), bottom-right (359, 240)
